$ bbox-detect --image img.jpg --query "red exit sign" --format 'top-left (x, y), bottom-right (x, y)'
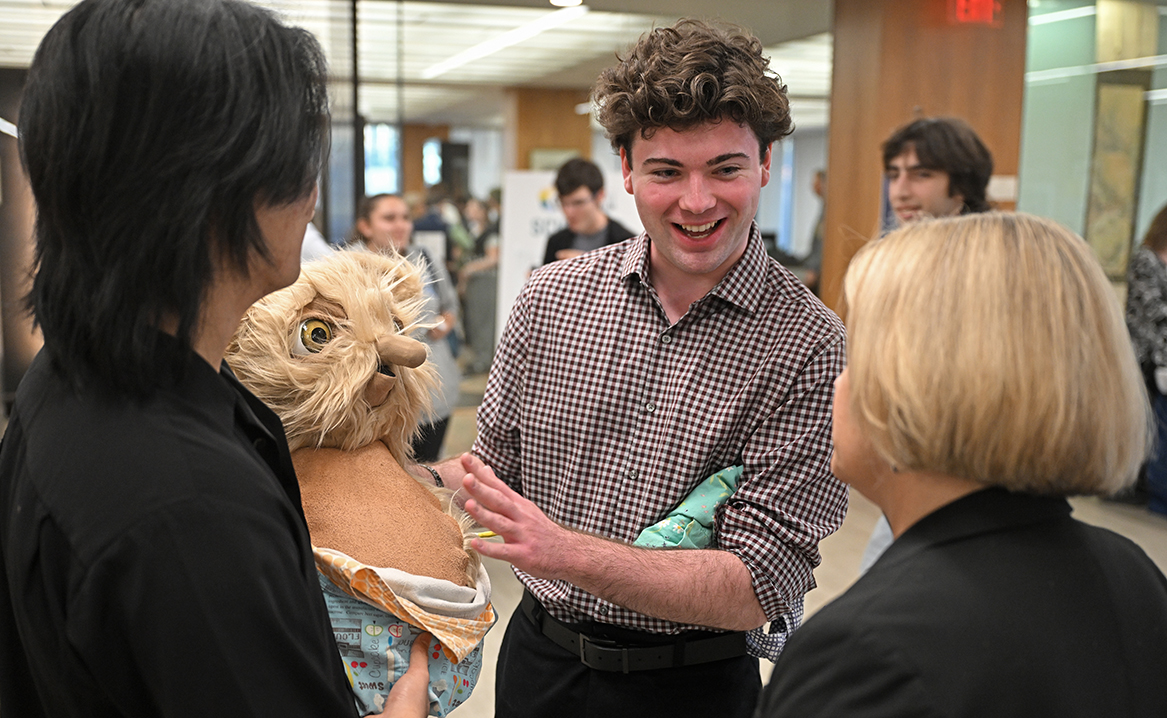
top-left (949, 0), bottom-right (1002, 26)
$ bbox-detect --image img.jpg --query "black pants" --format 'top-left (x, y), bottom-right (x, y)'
top-left (495, 602), bottom-right (761, 718)
top-left (411, 417), bottom-right (449, 463)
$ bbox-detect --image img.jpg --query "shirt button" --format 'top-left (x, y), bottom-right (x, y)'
top-left (644, 402), bottom-right (656, 414)
top-left (660, 334), bottom-right (673, 345)
top-left (627, 468), bottom-right (639, 479)
top-left (598, 606), bottom-right (609, 616)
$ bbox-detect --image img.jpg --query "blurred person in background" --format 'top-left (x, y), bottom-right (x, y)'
top-left (1124, 203), bottom-right (1167, 516)
top-left (350, 194), bottom-right (461, 462)
top-left (458, 196), bottom-right (501, 374)
top-left (883, 117), bottom-right (992, 226)
top-left (801, 169), bottom-right (825, 296)
top-left (758, 212), bottom-right (1167, 717)
top-left (542, 157), bottom-right (636, 265)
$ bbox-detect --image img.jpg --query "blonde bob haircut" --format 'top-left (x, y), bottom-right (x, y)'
top-left (843, 212), bottom-right (1151, 496)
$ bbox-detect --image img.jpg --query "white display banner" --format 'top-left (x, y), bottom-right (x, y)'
top-left (496, 171), bottom-right (642, 342)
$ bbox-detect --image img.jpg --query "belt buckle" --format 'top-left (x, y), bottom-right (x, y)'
top-left (578, 633), bottom-right (630, 673)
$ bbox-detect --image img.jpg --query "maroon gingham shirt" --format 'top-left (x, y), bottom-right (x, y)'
top-left (474, 225), bottom-right (848, 635)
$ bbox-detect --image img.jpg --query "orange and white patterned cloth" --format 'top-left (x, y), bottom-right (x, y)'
top-left (314, 547), bottom-right (494, 663)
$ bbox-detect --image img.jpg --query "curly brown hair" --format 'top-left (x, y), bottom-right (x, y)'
top-left (593, 19), bottom-right (792, 162)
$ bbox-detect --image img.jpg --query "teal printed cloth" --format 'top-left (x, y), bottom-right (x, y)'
top-left (633, 465), bottom-right (742, 549)
top-left (318, 573), bottom-right (483, 717)
top-left (630, 465), bottom-right (804, 662)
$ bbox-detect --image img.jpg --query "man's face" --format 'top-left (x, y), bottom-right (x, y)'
top-left (621, 121), bottom-right (771, 287)
top-left (559, 186), bottom-right (607, 235)
top-left (885, 147), bottom-right (964, 225)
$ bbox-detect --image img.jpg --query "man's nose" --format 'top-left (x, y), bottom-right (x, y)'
top-left (888, 174), bottom-right (909, 199)
top-left (678, 175), bottom-right (715, 214)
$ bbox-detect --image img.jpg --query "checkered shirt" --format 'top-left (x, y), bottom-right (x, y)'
top-left (473, 224), bottom-right (848, 640)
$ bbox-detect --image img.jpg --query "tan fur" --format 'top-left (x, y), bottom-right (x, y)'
top-left (227, 250), bottom-right (480, 587)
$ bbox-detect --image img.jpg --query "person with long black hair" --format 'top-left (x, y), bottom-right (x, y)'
top-left (0, 1), bottom-right (429, 715)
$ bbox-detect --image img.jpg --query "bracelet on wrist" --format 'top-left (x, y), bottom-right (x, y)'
top-left (418, 464), bottom-right (444, 488)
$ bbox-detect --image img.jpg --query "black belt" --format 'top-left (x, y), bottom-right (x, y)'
top-left (519, 590), bottom-right (747, 673)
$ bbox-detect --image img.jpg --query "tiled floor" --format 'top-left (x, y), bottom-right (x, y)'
top-left (439, 372), bottom-right (1167, 717)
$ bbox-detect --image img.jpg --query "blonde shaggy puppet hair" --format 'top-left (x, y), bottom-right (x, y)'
top-left (227, 250), bottom-right (437, 465)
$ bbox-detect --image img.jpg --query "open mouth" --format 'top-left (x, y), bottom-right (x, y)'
top-left (675, 219), bottom-right (723, 240)
top-left (377, 364), bottom-right (397, 378)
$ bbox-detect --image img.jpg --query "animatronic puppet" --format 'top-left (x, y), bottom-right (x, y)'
top-left (227, 250), bottom-right (493, 717)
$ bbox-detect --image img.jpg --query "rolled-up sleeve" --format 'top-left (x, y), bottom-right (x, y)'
top-left (717, 335), bottom-right (848, 622)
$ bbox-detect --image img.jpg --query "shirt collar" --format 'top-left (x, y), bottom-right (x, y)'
top-left (620, 222), bottom-right (769, 314)
top-left (887, 487), bottom-right (1073, 561)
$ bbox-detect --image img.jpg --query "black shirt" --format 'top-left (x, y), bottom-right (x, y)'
top-left (757, 488), bottom-right (1167, 718)
top-left (541, 217), bottom-right (636, 266)
top-left (0, 347), bottom-right (357, 717)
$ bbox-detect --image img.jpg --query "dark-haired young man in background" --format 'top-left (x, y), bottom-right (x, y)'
top-left (542, 157), bottom-right (636, 265)
top-left (883, 116), bottom-right (993, 226)
top-left (434, 19), bottom-right (847, 718)
top-left (0, 1), bottom-right (429, 715)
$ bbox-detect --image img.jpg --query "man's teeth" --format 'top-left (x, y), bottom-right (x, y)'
top-left (680, 221), bottom-right (718, 233)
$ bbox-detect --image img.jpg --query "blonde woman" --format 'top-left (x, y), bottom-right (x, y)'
top-left (758, 213), bottom-right (1167, 717)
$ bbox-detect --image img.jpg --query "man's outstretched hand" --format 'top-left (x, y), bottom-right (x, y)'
top-left (459, 453), bottom-right (581, 580)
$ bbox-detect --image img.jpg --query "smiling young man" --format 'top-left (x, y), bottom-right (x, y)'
top-left (882, 117), bottom-right (993, 226)
top-left (429, 19), bottom-right (847, 718)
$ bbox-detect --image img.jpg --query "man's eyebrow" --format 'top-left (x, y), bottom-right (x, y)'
top-left (640, 152), bottom-right (751, 168)
top-left (707, 152), bottom-right (749, 166)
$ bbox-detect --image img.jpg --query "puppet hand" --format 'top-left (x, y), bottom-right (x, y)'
top-left (375, 633), bottom-right (432, 717)
top-left (460, 453), bottom-right (577, 579)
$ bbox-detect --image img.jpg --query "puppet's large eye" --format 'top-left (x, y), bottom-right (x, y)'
top-left (293, 319), bottom-right (333, 355)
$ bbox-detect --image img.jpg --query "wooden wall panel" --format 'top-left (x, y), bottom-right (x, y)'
top-left (401, 123), bottom-right (449, 196)
top-left (822, 0), bottom-right (1028, 315)
top-left (507, 87), bottom-right (592, 170)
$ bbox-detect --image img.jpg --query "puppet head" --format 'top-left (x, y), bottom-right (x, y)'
top-left (227, 250), bottom-right (439, 464)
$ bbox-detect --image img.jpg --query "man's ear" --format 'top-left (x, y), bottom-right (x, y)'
top-left (594, 188), bottom-right (606, 206)
top-left (948, 175), bottom-right (966, 213)
top-left (621, 146), bottom-right (634, 195)
top-left (760, 143), bottom-right (774, 188)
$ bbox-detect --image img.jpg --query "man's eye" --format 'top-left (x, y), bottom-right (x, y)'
top-left (293, 319), bottom-right (333, 355)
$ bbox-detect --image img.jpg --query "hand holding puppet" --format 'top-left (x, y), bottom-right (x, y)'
top-left (227, 250), bottom-right (492, 716)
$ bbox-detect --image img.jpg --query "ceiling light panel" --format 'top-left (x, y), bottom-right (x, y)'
top-left (355, 1), bottom-right (666, 86)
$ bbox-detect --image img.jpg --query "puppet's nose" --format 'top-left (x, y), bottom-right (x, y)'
top-left (376, 333), bottom-right (427, 369)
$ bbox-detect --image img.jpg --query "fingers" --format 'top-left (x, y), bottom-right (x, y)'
top-left (460, 452), bottom-right (501, 485)
top-left (376, 633), bottom-right (432, 716)
top-left (409, 633), bottom-right (433, 667)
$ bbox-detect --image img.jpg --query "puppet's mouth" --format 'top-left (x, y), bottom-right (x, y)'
top-left (365, 368), bottom-right (397, 407)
